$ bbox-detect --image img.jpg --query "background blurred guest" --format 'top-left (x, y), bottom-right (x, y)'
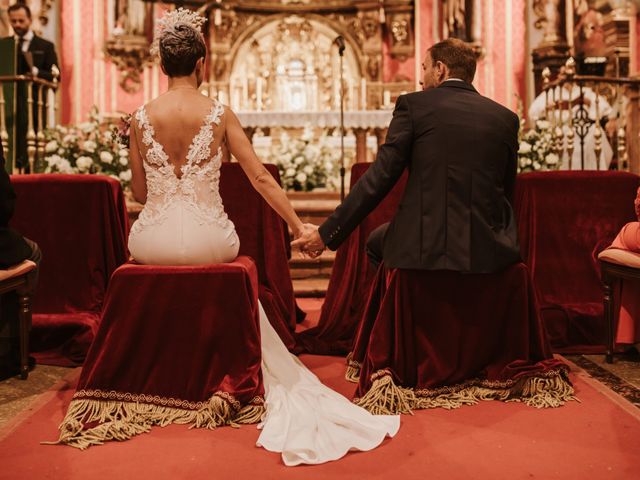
top-left (528, 83), bottom-right (613, 170)
top-left (612, 187), bottom-right (640, 347)
top-left (4, 3), bottom-right (59, 172)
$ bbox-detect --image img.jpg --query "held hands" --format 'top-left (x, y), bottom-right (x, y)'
top-left (292, 223), bottom-right (325, 258)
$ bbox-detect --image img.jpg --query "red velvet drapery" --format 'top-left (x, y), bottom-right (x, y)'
top-left (347, 263), bottom-right (573, 414)
top-left (220, 163), bottom-right (300, 351)
top-left (297, 164), bottom-right (406, 354)
top-left (514, 171), bottom-right (639, 351)
top-left (57, 258), bottom-right (265, 448)
top-left (10, 174), bottom-right (129, 366)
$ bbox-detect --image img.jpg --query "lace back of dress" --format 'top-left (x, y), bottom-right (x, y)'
top-left (131, 100), bottom-right (231, 233)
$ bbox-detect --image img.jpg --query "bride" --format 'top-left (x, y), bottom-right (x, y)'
top-left (126, 10), bottom-right (399, 466)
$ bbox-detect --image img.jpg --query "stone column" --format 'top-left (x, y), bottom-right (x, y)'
top-left (625, 83), bottom-right (640, 174)
top-left (354, 127), bottom-right (368, 163)
top-left (374, 127), bottom-right (387, 150)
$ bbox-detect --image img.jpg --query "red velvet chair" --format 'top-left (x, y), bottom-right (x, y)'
top-left (348, 263), bottom-right (574, 414)
top-left (55, 257), bottom-right (265, 449)
top-left (514, 171), bottom-right (640, 352)
top-left (298, 164), bottom-right (407, 354)
top-left (220, 163), bottom-right (300, 352)
top-left (10, 175), bottom-right (129, 366)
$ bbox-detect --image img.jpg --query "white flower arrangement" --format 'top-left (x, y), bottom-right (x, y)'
top-left (41, 106), bottom-right (132, 188)
top-left (269, 127), bottom-right (346, 191)
top-left (517, 118), bottom-right (562, 173)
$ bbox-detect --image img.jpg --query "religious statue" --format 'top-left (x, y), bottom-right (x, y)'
top-left (533, 0), bottom-right (563, 45)
top-left (114, 0), bottom-right (147, 36)
top-left (443, 0), bottom-right (467, 41)
top-left (574, 0), bottom-right (606, 57)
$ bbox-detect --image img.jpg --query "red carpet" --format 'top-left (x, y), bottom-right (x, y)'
top-left (1, 299), bottom-right (640, 479)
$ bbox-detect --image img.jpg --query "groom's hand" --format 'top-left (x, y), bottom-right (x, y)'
top-left (292, 224), bottom-right (325, 258)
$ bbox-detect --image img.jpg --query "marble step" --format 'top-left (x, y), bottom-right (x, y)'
top-left (289, 249), bottom-right (335, 279)
top-left (293, 277), bottom-right (331, 298)
top-left (288, 191), bottom-right (340, 223)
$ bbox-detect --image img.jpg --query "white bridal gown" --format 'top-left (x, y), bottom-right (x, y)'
top-left (128, 100), bottom-right (400, 466)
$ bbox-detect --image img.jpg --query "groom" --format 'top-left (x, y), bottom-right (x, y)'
top-left (293, 38), bottom-right (521, 273)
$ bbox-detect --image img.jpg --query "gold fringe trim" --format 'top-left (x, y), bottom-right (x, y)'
top-left (355, 374), bottom-right (415, 415)
top-left (48, 393), bottom-right (265, 450)
top-left (355, 370), bottom-right (575, 415)
top-left (345, 353), bottom-right (361, 384)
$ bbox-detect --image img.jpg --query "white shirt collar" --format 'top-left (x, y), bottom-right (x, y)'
top-left (14, 29), bottom-right (34, 42)
top-left (445, 78), bottom-right (465, 82)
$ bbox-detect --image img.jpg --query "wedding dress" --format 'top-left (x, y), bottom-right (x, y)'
top-left (128, 100), bottom-right (399, 466)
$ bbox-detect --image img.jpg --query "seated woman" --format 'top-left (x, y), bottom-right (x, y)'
top-left (612, 187), bottom-right (640, 345)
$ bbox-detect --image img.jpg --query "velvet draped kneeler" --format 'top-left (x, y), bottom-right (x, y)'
top-left (298, 164), bottom-right (407, 354)
top-left (9, 174), bottom-right (129, 366)
top-left (348, 263), bottom-right (574, 414)
top-left (514, 171), bottom-right (640, 352)
top-left (55, 258), bottom-right (265, 449)
top-left (220, 163), bottom-right (300, 352)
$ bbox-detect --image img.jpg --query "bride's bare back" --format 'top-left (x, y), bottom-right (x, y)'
top-left (138, 89), bottom-right (225, 179)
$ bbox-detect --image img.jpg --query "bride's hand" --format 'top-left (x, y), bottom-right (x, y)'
top-left (291, 222), bottom-right (314, 240)
top-left (292, 223), bottom-right (325, 258)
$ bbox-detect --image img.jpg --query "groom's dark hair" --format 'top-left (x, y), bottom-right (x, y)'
top-left (8, 3), bottom-right (32, 18)
top-left (159, 24), bottom-right (206, 77)
top-left (428, 38), bottom-right (476, 83)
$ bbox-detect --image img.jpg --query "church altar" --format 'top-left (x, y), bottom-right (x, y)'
top-left (236, 110), bottom-right (393, 130)
top-left (237, 110), bottom-right (393, 165)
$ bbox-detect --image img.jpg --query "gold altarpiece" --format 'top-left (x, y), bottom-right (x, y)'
top-left (198, 0), bottom-right (415, 112)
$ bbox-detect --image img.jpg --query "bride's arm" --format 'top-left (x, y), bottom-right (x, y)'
top-left (224, 107), bottom-right (305, 238)
top-left (129, 123), bottom-right (147, 204)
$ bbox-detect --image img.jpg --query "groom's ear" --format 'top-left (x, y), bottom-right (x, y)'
top-left (436, 61), bottom-right (449, 83)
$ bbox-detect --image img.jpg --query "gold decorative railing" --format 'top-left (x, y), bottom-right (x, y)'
top-left (539, 59), bottom-right (640, 174)
top-left (0, 71), bottom-right (60, 173)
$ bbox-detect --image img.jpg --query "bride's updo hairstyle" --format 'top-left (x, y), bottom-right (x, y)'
top-left (151, 8), bottom-right (207, 77)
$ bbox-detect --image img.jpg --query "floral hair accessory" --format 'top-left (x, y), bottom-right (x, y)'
top-left (150, 7), bottom-right (206, 57)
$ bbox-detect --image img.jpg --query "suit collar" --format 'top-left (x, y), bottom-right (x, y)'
top-left (438, 79), bottom-right (478, 93)
top-left (14, 29), bottom-right (34, 42)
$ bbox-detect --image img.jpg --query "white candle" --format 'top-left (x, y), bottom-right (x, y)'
top-left (256, 78), bottom-right (263, 111)
top-left (383, 90), bottom-right (391, 106)
top-left (242, 78), bottom-right (249, 109)
top-left (231, 80), bottom-right (239, 109)
top-left (360, 78), bottom-right (367, 110)
top-left (349, 80), bottom-right (355, 111)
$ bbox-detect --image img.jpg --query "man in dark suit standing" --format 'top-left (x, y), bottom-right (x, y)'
top-left (293, 38), bottom-right (521, 274)
top-left (6, 3), bottom-right (59, 172)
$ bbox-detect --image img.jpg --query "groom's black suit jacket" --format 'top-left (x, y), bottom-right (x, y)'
top-left (319, 80), bottom-right (521, 273)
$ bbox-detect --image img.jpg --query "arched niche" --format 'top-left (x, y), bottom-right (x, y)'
top-left (226, 14), bottom-right (364, 112)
